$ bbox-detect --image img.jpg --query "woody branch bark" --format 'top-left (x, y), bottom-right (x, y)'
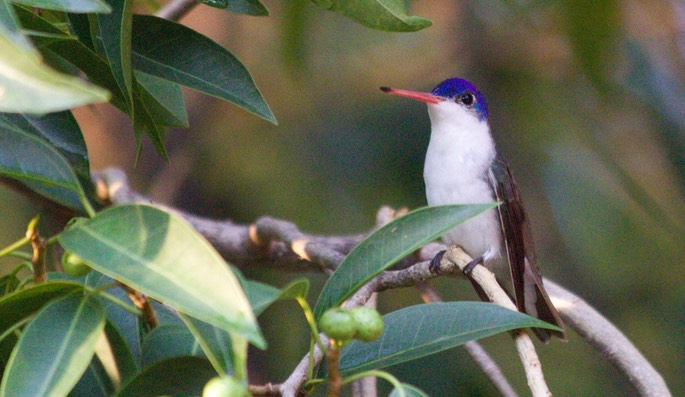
top-left (94, 167), bottom-right (671, 397)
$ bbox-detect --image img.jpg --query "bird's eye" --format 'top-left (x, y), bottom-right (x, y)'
top-left (460, 93), bottom-right (475, 106)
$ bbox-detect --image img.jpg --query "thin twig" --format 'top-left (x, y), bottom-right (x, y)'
top-left (118, 283), bottom-right (159, 329)
top-left (26, 218), bottom-right (46, 284)
top-left (416, 283), bottom-right (518, 397)
top-left (95, 167), bottom-right (671, 397)
top-left (248, 382), bottom-right (281, 396)
top-left (155, 0), bottom-right (198, 21)
top-left (441, 247), bottom-right (551, 397)
top-left (544, 280), bottom-right (672, 397)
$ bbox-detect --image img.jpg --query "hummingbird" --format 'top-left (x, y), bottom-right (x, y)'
top-left (380, 78), bottom-right (566, 341)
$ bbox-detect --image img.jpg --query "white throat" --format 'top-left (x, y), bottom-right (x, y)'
top-left (423, 101), bottom-right (496, 191)
top-left (423, 101), bottom-right (502, 264)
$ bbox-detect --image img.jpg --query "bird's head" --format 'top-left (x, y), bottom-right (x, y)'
top-left (380, 77), bottom-right (489, 122)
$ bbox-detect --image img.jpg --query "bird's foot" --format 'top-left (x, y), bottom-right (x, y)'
top-left (429, 250), bottom-right (446, 274)
top-left (463, 256), bottom-right (484, 277)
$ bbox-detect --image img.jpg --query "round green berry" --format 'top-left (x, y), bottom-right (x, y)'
top-left (351, 307), bottom-right (384, 342)
top-left (61, 253), bottom-right (92, 277)
top-left (202, 376), bottom-right (249, 397)
top-left (319, 308), bottom-right (357, 342)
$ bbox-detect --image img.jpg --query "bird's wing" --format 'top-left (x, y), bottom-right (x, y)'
top-left (489, 155), bottom-right (566, 341)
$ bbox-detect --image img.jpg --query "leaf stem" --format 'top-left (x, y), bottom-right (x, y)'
top-left (296, 297), bottom-right (326, 352)
top-left (87, 287), bottom-right (142, 317)
top-left (342, 370), bottom-right (404, 397)
top-left (0, 236), bottom-right (30, 259)
top-left (0, 316), bottom-right (33, 344)
top-left (179, 312), bottom-right (228, 376)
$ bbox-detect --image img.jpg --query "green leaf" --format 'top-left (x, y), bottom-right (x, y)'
top-left (311, 0), bottom-right (431, 32)
top-left (0, 110), bottom-right (92, 186)
top-left (179, 314), bottom-right (234, 374)
top-left (141, 324), bottom-right (203, 368)
top-left (134, 71), bottom-right (188, 128)
top-left (0, 32), bottom-right (109, 113)
top-left (71, 356), bottom-right (114, 397)
top-left (389, 383), bottom-right (429, 397)
top-left (246, 278), bottom-right (309, 316)
top-left (131, 15), bottom-right (276, 124)
top-left (0, 0), bottom-right (34, 50)
top-left (15, 7), bottom-right (127, 110)
top-left (339, 302), bottom-right (561, 374)
top-left (0, 114), bottom-right (91, 211)
top-left (0, 281), bottom-right (83, 334)
top-left (103, 320), bottom-right (139, 383)
top-left (12, 0), bottom-right (111, 13)
top-left (131, 85), bottom-right (168, 159)
top-left (199, 0), bottom-right (268, 15)
top-left (0, 294), bottom-right (106, 397)
top-left (313, 204), bottom-right (496, 319)
top-left (96, 0), bottom-right (133, 113)
top-left (86, 271), bottom-right (143, 368)
top-left (115, 356), bottom-right (215, 397)
top-left (58, 204), bottom-right (265, 348)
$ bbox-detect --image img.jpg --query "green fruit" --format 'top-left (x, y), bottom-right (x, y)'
top-left (351, 307), bottom-right (384, 342)
top-left (61, 253), bottom-right (91, 277)
top-left (202, 376), bottom-right (249, 397)
top-left (319, 308), bottom-right (357, 342)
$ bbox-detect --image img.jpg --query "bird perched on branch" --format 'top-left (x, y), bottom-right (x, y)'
top-left (381, 78), bottom-right (566, 341)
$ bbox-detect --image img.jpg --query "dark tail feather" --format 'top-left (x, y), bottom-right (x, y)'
top-left (531, 279), bottom-right (567, 342)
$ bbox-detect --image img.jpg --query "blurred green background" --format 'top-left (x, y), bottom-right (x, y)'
top-left (4, 1), bottom-right (685, 395)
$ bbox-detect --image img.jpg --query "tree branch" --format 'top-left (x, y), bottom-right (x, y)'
top-left (416, 282), bottom-right (518, 397)
top-left (155, 0), bottom-right (198, 21)
top-left (94, 167), bottom-right (671, 397)
top-left (544, 280), bottom-right (672, 397)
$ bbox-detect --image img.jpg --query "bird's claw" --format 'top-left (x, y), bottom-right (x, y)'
top-left (463, 256), bottom-right (484, 277)
top-left (429, 250), bottom-right (446, 274)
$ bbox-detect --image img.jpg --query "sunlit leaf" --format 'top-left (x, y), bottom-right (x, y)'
top-left (389, 383), bottom-right (429, 397)
top-left (339, 302), bottom-right (560, 374)
top-left (0, 0), bottom-right (34, 50)
top-left (59, 205), bottom-right (265, 348)
top-left (0, 294), bottom-right (106, 397)
top-left (15, 7), bottom-right (127, 110)
top-left (311, 0), bottom-right (431, 32)
top-left (12, 0), bottom-right (111, 13)
top-left (0, 33), bottom-right (109, 113)
top-left (131, 15), bottom-right (276, 124)
top-left (314, 204), bottom-right (496, 319)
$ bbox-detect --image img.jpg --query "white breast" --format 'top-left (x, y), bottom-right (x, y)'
top-left (423, 101), bottom-right (505, 269)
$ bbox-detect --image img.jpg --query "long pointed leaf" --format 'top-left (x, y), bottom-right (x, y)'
top-left (131, 15), bottom-right (276, 124)
top-left (0, 281), bottom-right (83, 334)
top-left (339, 302), bottom-right (561, 374)
top-left (0, 33), bottom-right (109, 113)
top-left (13, 0), bottom-right (112, 13)
top-left (313, 204), bottom-right (496, 319)
top-left (311, 0), bottom-right (431, 32)
top-left (0, 294), bottom-right (106, 397)
top-left (96, 0), bottom-right (133, 112)
top-left (0, 116), bottom-right (90, 211)
top-left (58, 204), bottom-right (265, 348)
